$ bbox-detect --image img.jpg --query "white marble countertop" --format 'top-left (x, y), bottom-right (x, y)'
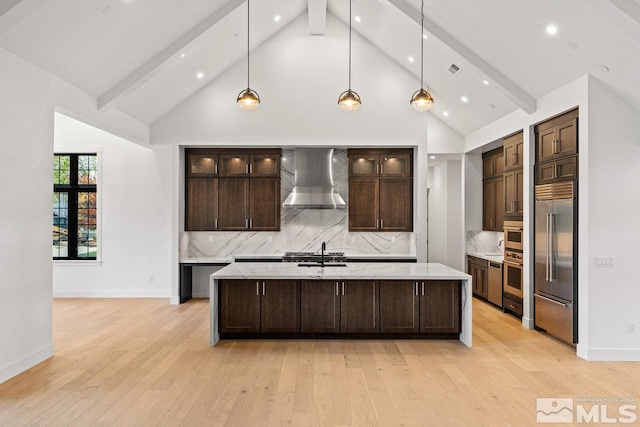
top-left (181, 253), bottom-right (417, 263)
top-left (211, 262), bottom-right (470, 280)
top-left (179, 257), bottom-right (233, 264)
top-left (467, 252), bottom-right (504, 263)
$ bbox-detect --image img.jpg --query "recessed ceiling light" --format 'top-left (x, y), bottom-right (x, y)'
top-left (408, 56), bottom-right (414, 63)
top-left (443, 111), bottom-right (449, 117)
top-left (355, 16), bottom-right (361, 22)
top-left (461, 96), bottom-right (468, 103)
top-left (196, 72), bottom-right (204, 79)
top-left (423, 34), bottom-right (428, 39)
top-left (180, 53), bottom-right (186, 58)
top-left (430, 155), bottom-right (436, 159)
top-left (483, 80), bottom-right (489, 85)
top-left (274, 15), bottom-right (281, 22)
top-left (546, 24), bottom-right (558, 35)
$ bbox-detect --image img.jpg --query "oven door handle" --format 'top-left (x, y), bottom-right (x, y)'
top-left (503, 260), bottom-right (522, 267)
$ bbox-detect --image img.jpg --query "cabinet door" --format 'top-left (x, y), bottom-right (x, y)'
top-left (349, 178), bottom-right (379, 231)
top-left (379, 178), bottom-right (412, 231)
top-left (187, 153), bottom-right (218, 177)
top-left (218, 178), bottom-right (249, 230)
top-left (478, 266), bottom-right (488, 298)
top-left (186, 178), bottom-right (218, 231)
top-left (379, 281), bottom-right (419, 333)
top-left (556, 118), bottom-right (578, 158)
top-left (504, 171), bottom-right (516, 216)
top-left (219, 280), bottom-right (260, 333)
top-left (349, 154), bottom-right (379, 177)
top-left (301, 280), bottom-right (340, 333)
top-left (341, 281), bottom-right (379, 333)
top-left (420, 281), bottom-right (461, 333)
top-left (495, 176), bottom-right (505, 231)
top-left (249, 178), bottom-right (280, 231)
top-left (261, 280), bottom-right (300, 333)
top-left (514, 169), bottom-right (524, 217)
top-left (483, 179), bottom-right (496, 231)
top-left (504, 133), bottom-right (523, 170)
top-left (250, 154), bottom-right (280, 177)
top-left (219, 154), bottom-right (249, 176)
top-left (380, 154), bottom-right (411, 177)
top-left (537, 127), bottom-right (557, 163)
top-left (494, 150), bottom-right (505, 176)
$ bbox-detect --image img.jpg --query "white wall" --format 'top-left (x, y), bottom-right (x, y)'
top-left (579, 77), bottom-right (640, 360)
top-left (53, 113), bottom-right (173, 298)
top-left (0, 48), bottom-right (55, 384)
top-left (427, 160), bottom-right (464, 270)
top-left (0, 47), bottom-right (151, 384)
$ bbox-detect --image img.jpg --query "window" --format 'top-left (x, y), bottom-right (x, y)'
top-left (53, 154), bottom-right (97, 260)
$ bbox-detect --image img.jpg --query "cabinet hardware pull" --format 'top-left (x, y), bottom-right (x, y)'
top-left (421, 282), bottom-right (425, 296)
top-left (509, 304), bottom-right (516, 309)
top-left (415, 282), bottom-right (418, 296)
top-left (256, 281), bottom-right (260, 296)
top-left (214, 164), bottom-right (218, 174)
top-left (249, 164), bottom-right (253, 174)
top-left (513, 152), bottom-right (518, 165)
top-left (336, 282), bottom-right (339, 296)
top-left (376, 219), bottom-right (379, 229)
top-left (342, 282), bottom-right (345, 296)
top-left (376, 164), bottom-right (379, 175)
top-left (214, 218), bottom-right (218, 229)
top-left (553, 164), bottom-right (558, 179)
top-left (263, 281), bottom-right (265, 295)
top-left (380, 219), bottom-right (384, 229)
top-left (250, 218), bottom-right (253, 229)
top-left (245, 164), bottom-right (249, 174)
top-left (245, 218), bottom-right (249, 228)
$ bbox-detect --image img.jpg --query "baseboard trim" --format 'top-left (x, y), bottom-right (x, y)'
top-left (170, 296), bottom-right (180, 305)
top-left (0, 344), bottom-right (54, 385)
top-left (576, 344), bottom-right (640, 361)
top-left (53, 290), bottom-right (171, 298)
top-left (521, 316), bottom-right (534, 330)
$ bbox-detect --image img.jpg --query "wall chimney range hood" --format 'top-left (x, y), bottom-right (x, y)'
top-left (282, 148), bottom-right (346, 209)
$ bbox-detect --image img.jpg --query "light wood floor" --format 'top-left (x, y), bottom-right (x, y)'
top-left (0, 299), bottom-right (638, 426)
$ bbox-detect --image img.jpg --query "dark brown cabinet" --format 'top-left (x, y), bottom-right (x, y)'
top-left (301, 281), bottom-right (341, 333)
top-left (379, 281), bottom-right (419, 333)
top-left (185, 148), bottom-right (281, 231)
top-left (482, 147), bottom-right (504, 179)
top-left (503, 132), bottom-right (524, 171)
top-left (536, 156), bottom-right (578, 185)
top-left (535, 110), bottom-right (578, 164)
top-left (260, 280), bottom-right (300, 333)
top-left (420, 281), bottom-right (461, 333)
top-left (468, 256), bottom-right (488, 299)
top-left (219, 280), bottom-right (261, 333)
top-left (348, 149), bottom-right (413, 232)
top-left (483, 176), bottom-right (504, 231)
top-left (340, 280), bottom-right (379, 333)
top-left (504, 169), bottom-right (524, 219)
top-left (219, 279), bottom-right (300, 334)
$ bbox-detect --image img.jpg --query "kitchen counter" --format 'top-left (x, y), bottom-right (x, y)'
top-left (209, 262), bottom-right (471, 347)
top-left (467, 252), bottom-right (504, 263)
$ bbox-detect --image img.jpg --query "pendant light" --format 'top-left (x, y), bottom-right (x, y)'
top-left (338, 0), bottom-right (361, 111)
top-left (410, 0), bottom-right (434, 112)
top-left (237, 0), bottom-right (260, 111)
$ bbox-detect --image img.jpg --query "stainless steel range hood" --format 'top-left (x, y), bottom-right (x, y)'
top-left (282, 148), bottom-right (346, 209)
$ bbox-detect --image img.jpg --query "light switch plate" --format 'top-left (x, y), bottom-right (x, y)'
top-left (595, 256), bottom-right (615, 268)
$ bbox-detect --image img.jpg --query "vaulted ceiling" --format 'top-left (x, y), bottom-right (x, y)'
top-left (1, 0), bottom-right (639, 136)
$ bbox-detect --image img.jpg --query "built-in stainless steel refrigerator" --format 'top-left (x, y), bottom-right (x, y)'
top-left (534, 181), bottom-right (577, 345)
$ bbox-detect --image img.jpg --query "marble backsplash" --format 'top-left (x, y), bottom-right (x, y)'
top-left (466, 230), bottom-right (504, 254)
top-left (181, 148), bottom-right (416, 259)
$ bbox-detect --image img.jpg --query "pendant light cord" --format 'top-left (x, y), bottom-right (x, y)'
top-left (247, 0), bottom-right (250, 88)
top-left (348, 0), bottom-right (352, 90)
top-left (420, 0), bottom-right (424, 89)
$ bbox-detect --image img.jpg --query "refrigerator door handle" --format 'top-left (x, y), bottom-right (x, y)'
top-left (549, 213), bottom-right (555, 282)
top-left (545, 213), bottom-right (550, 282)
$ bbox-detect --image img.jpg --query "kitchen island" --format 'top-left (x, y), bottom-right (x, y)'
top-left (209, 262), bottom-right (472, 347)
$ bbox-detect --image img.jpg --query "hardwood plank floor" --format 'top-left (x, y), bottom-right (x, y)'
top-left (0, 298), bottom-right (638, 426)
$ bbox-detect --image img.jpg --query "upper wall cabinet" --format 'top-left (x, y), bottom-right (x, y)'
top-left (185, 148), bottom-right (281, 232)
top-left (482, 147), bottom-right (504, 179)
top-left (535, 109), bottom-right (578, 164)
top-left (503, 132), bottom-right (524, 171)
top-left (482, 147), bottom-right (504, 231)
top-left (349, 149), bottom-right (412, 178)
top-left (348, 149), bottom-right (413, 232)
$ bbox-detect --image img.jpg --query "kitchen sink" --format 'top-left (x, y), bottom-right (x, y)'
top-left (297, 262), bottom-right (348, 267)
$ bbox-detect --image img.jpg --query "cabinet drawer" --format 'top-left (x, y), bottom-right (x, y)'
top-left (503, 294), bottom-right (522, 317)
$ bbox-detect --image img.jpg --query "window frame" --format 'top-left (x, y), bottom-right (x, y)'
top-left (53, 149), bottom-right (102, 263)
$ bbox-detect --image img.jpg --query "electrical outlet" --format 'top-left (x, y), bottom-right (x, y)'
top-left (268, 236), bottom-right (273, 243)
top-left (628, 322), bottom-right (636, 334)
top-left (149, 275), bottom-right (154, 283)
top-left (595, 256), bottom-right (615, 268)
top-left (391, 236), bottom-right (396, 243)
top-left (351, 236), bottom-right (357, 243)
top-left (208, 235), bottom-right (214, 242)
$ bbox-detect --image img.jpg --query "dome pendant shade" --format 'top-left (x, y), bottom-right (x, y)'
top-left (237, 88), bottom-right (260, 111)
top-left (338, 89), bottom-right (361, 112)
top-left (410, 88), bottom-right (434, 112)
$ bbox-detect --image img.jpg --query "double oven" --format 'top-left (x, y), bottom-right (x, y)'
top-left (503, 220), bottom-right (524, 301)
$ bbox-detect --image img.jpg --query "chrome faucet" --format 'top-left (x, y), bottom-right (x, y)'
top-left (321, 242), bottom-right (326, 267)
top-left (498, 239), bottom-right (504, 250)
